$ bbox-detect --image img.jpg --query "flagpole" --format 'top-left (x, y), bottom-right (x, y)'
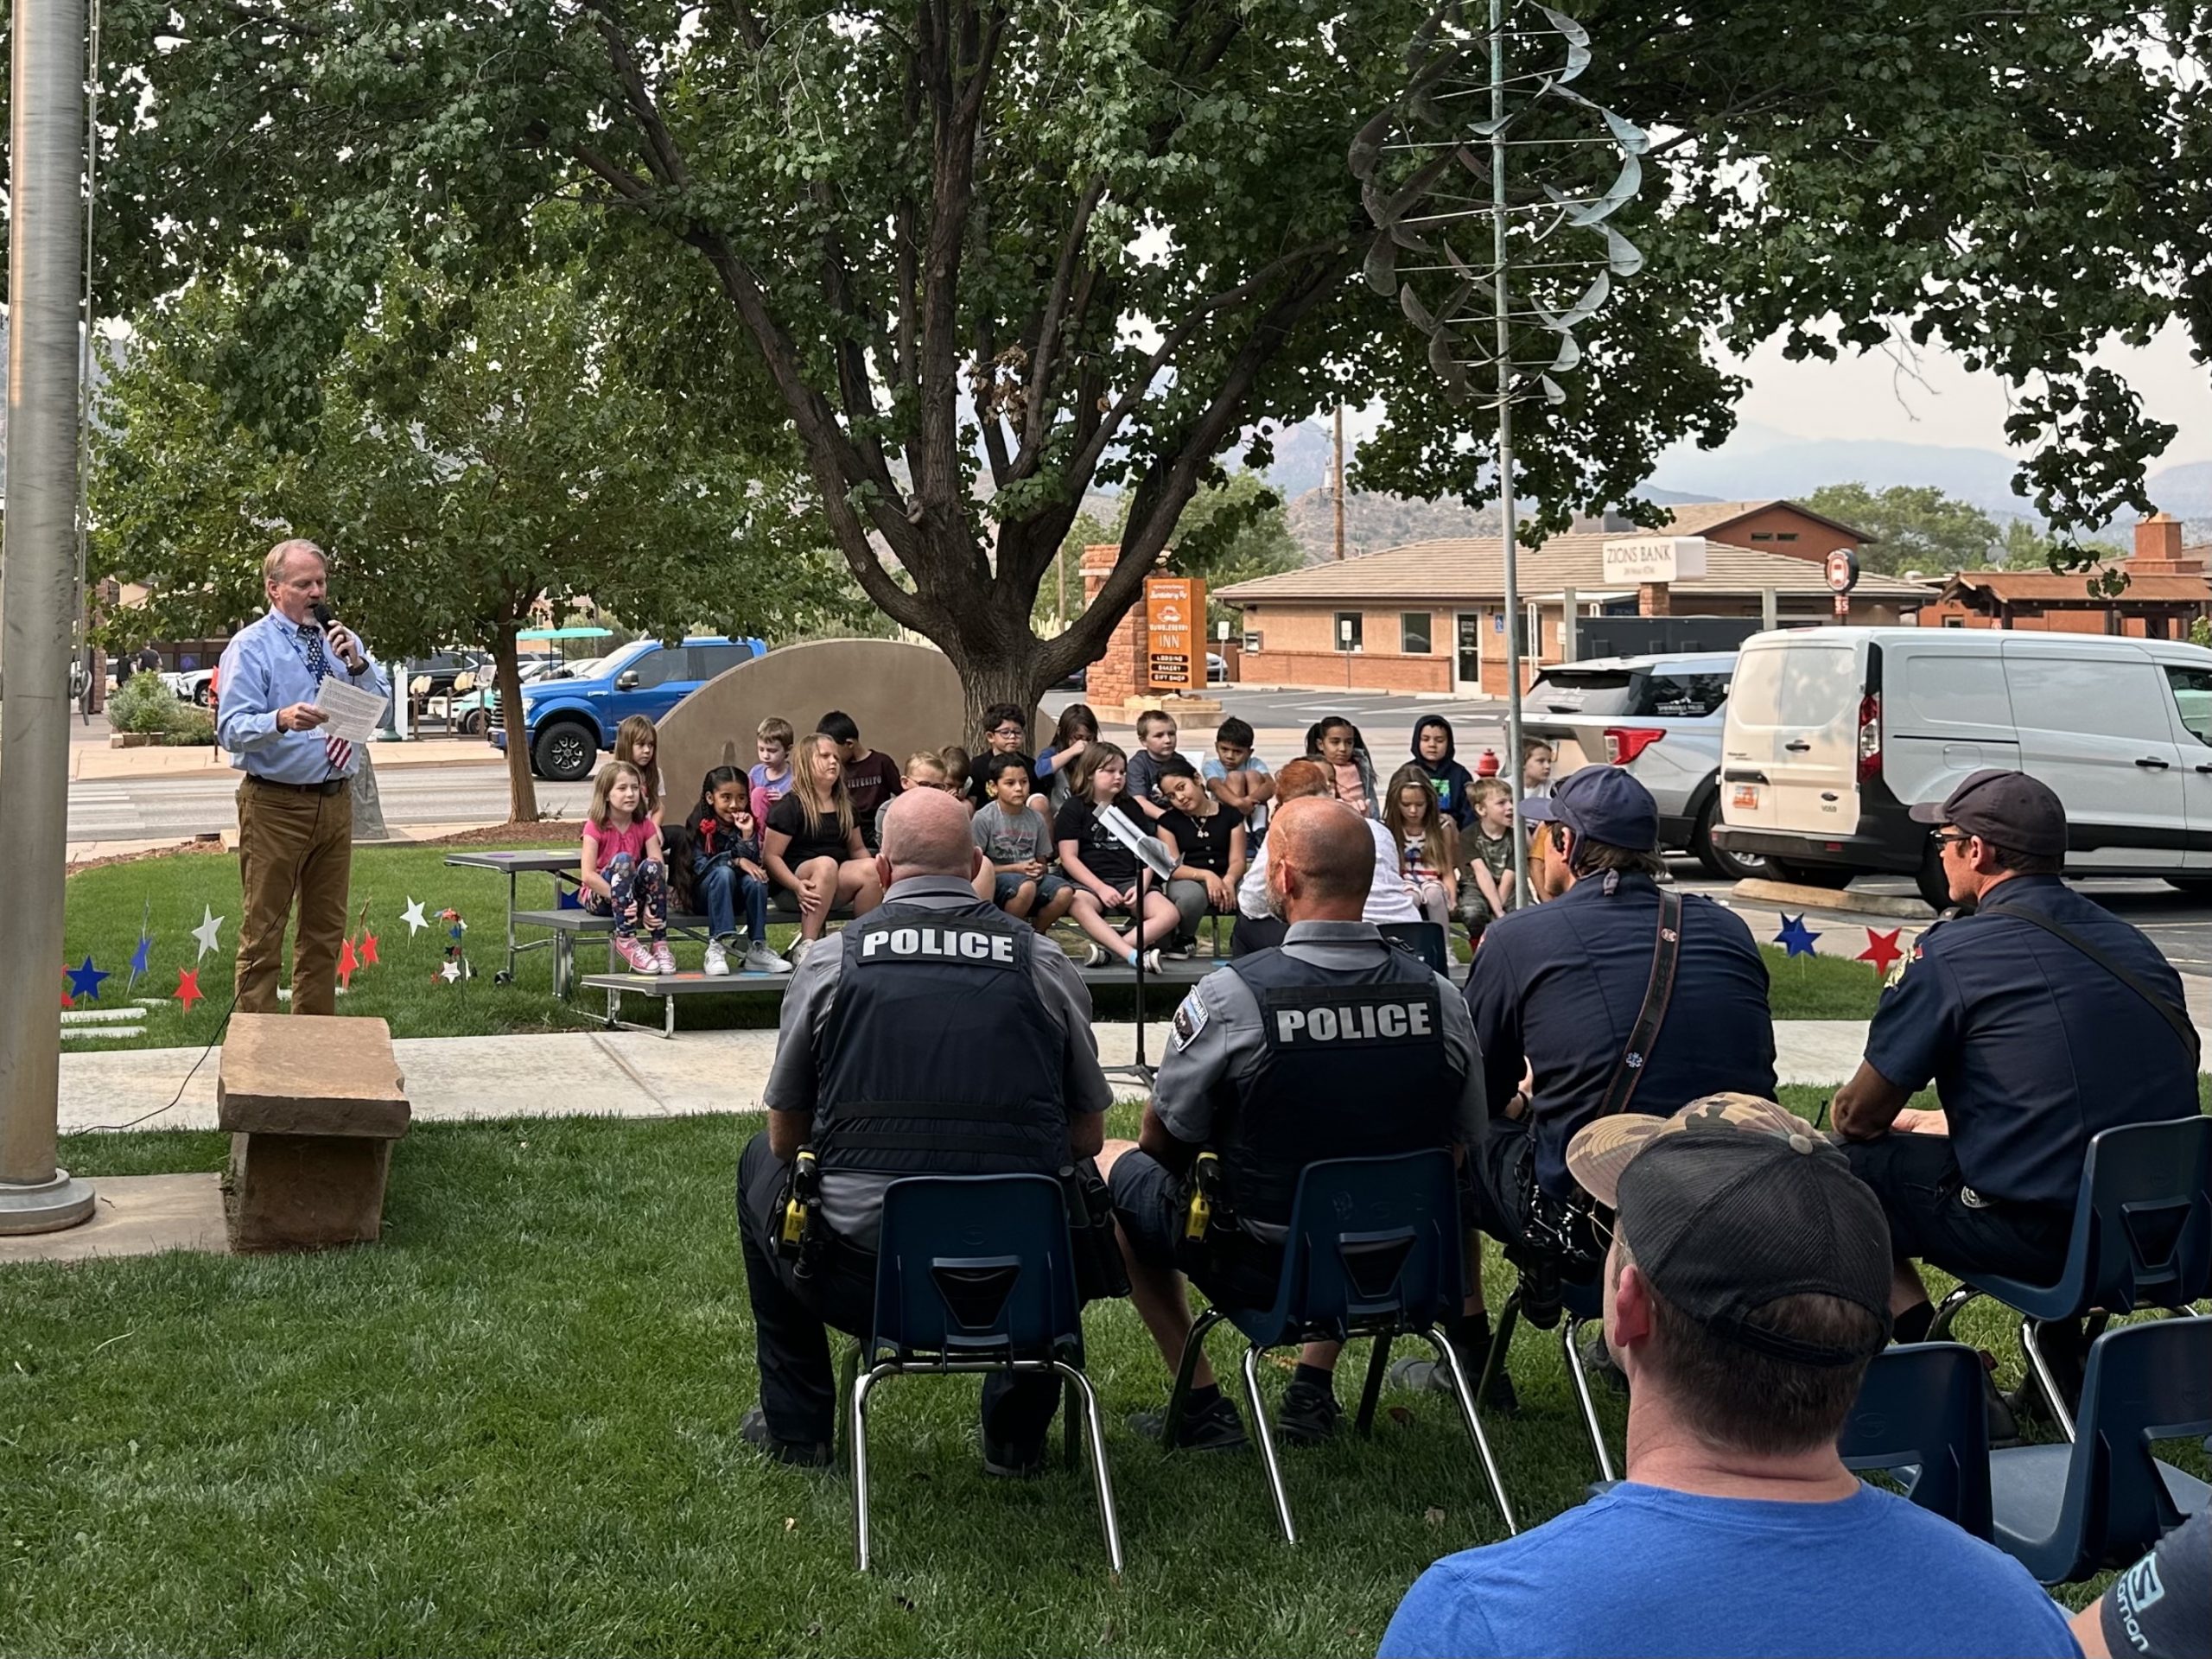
top-left (0, 0), bottom-right (97, 1233)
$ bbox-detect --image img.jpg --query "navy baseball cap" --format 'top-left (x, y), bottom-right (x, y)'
top-left (1520, 764), bottom-right (1661, 853)
top-left (1907, 768), bottom-right (2068, 859)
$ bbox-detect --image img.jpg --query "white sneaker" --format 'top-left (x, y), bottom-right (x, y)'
top-left (1137, 947), bottom-right (1163, 974)
top-left (743, 941), bottom-right (793, 975)
top-left (702, 940), bottom-right (733, 977)
top-left (1084, 943), bottom-right (1109, 968)
top-left (788, 937), bottom-right (814, 967)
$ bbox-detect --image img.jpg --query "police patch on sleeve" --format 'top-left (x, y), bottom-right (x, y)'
top-left (1170, 989), bottom-right (1210, 1052)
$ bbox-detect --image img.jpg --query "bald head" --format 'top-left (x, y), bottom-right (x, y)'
top-left (879, 786), bottom-right (981, 882)
top-left (1274, 757), bottom-right (1332, 801)
top-left (1268, 795), bottom-right (1376, 920)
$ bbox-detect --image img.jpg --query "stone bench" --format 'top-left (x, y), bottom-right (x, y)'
top-left (217, 1014), bottom-right (410, 1253)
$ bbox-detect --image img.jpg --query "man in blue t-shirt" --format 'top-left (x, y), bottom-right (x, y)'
top-left (1380, 1095), bottom-right (2077, 1659)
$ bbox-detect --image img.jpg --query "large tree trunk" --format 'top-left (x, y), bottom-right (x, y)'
top-left (493, 624), bottom-right (539, 823)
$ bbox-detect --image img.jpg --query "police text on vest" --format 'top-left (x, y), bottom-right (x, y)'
top-left (1274, 1001), bottom-right (1433, 1043)
top-left (861, 926), bottom-right (1016, 963)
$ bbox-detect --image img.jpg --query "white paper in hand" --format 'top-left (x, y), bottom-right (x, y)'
top-left (314, 674), bottom-right (387, 742)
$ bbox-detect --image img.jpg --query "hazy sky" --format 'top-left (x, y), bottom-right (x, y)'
top-left (1697, 323), bottom-right (2209, 466)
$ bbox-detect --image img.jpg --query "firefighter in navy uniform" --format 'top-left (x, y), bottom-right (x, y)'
top-left (735, 789), bottom-right (1111, 1472)
top-left (1101, 796), bottom-right (1486, 1450)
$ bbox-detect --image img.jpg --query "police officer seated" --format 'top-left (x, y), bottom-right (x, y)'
top-left (1100, 796), bottom-right (1485, 1450)
top-left (1830, 769), bottom-right (2199, 1413)
top-left (1442, 766), bottom-right (1777, 1406)
top-left (734, 788), bottom-right (1113, 1471)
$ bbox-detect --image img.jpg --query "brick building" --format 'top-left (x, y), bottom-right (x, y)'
top-left (1641, 499), bottom-right (1871, 563)
top-left (1916, 512), bottom-right (2212, 639)
top-left (1217, 531), bottom-right (1929, 696)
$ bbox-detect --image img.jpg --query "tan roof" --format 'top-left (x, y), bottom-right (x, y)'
top-left (1217, 533), bottom-right (1933, 606)
top-left (1943, 570), bottom-right (2212, 603)
top-left (1656, 499), bottom-right (1872, 543)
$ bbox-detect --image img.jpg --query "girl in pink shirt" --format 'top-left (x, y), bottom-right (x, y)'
top-left (582, 760), bottom-right (673, 974)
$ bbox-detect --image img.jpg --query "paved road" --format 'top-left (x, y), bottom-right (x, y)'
top-left (67, 763), bottom-right (591, 842)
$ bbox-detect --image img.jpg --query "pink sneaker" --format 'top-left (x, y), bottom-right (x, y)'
top-left (651, 940), bottom-right (677, 975)
top-left (615, 936), bottom-right (657, 974)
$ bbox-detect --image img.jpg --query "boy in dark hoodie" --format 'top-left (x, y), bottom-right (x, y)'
top-left (1410, 715), bottom-right (1479, 831)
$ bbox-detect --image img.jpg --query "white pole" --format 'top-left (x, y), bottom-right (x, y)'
top-left (0, 0), bottom-right (98, 1231)
top-left (1491, 0), bottom-right (1529, 897)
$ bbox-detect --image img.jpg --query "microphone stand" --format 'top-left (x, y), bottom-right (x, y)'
top-left (1118, 865), bottom-right (1156, 1088)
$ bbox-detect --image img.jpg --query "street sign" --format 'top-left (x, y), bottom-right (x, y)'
top-left (1145, 575), bottom-right (1205, 691)
top-left (1824, 548), bottom-right (1860, 593)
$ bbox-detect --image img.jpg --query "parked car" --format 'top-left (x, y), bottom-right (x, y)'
top-left (408, 649), bottom-right (493, 700)
top-left (493, 636), bottom-right (768, 781)
top-left (1713, 626), bottom-right (2212, 908)
top-left (447, 658), bottom-right (556, 735)
top-left (162, 666), bottom-right (218, 706)
top-left (1522, 651), bottom-right (1761, 879)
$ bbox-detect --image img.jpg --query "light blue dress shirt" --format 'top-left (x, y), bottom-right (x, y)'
top-left (216, 607), bottom-right (391, 784)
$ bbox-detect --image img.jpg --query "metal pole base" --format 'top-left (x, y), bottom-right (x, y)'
top-left (0, 1169), bottom-right (97, 1235)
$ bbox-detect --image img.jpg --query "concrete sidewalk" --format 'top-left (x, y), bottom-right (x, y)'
top-left (58, 1019), bottom-right (1881, 1136)
top-left (72, 734), bottom-right (503, 784)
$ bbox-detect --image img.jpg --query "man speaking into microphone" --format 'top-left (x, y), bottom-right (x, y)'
top-left (216, 539), bottom-right (389, 1014)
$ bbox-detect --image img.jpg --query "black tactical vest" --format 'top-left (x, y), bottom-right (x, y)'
top-left (814, 903), bottom-right (1071, 1179)
top-left (1212, 942), bottom-right (1460, 1229)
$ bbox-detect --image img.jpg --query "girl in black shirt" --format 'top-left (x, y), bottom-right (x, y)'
top-left (1156, 755), bottom-right (1247, 956)
top-left (1053, 741), bottom-right (1177, 969)
top-left (764, 733), bottom-right (884, 959)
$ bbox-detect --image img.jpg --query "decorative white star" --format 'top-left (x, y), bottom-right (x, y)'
top-left (189, 906), bottom-right (225, 963)
top-left (402, 898), bottom-right (429, 938)
top-left (439, 958), bottom-right (461, 983)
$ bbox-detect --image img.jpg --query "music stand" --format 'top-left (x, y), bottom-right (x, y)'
top-left (1099, 804), bottom-right (1177, 1087)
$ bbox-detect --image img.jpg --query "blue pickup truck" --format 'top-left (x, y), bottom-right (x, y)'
top-left (491, 635), bottom-right (766, 780)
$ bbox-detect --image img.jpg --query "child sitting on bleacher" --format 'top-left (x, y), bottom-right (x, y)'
top-left (683, 766), bottom-right (793, 977)
top-left (582, 760), bottom-right (672, 975)
top-left (1157, 755), bottom-right (1247, 957)
top-left (614, 714), bottom-right (665, 824)
top-left (973, 752), bottom-right (1077, 931)
top-left (1055, 741), bottom-right (1176, 971)
top-left (765, 733), bottom-right (885, 963)
top-left (749, 715), bottom-right (796, 825)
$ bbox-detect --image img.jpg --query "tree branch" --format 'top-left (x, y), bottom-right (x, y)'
top-left (1012, 174), bottom-right (1106, 475)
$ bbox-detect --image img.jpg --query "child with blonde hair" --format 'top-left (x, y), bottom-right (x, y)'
top-left (582, 760), bottom-right (672, 974)
top-left (613, 715), bottom-right (664, 823)
top-left (1384, 762), bottom-right (1459, 927)
top-left (764, 732), bottom-right (883, 961)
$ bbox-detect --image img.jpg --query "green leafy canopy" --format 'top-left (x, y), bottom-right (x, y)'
top-left (33, 0), bottom-right (2208, 709)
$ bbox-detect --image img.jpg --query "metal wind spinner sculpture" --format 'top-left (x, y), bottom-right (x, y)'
top-left (1352, 0), bottom-right (1647, 887)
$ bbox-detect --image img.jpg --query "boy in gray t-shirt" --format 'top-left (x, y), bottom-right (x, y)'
top-left (971, 753), bottom-right (1076, 930)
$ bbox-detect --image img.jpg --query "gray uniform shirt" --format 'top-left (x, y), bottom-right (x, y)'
top-left (762, 874), bottom-right (1113, 1246)
top-left (1154, 919), bottom-right (1485, 1240)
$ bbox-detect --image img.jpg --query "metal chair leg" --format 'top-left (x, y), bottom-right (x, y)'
top-left (1928, 1283), bottom-right (1978, 1342)
top-left (1054, 1362), bottom-right (1128, 1575)
top-left (1356, 1334), bottom-right (1393, 1436)
top-left (1240, 1344), bottom-right (1298, 1544)
top-left (1425, 1328), bottom-right (1517, 1535)
top-left (1476, 1291), bottom-right (1521, 1408)
top-left (1064, 1370), bottom-right (1079, 1471)
top-left (1560, 1315), bottom-right (1617, 1484)
top-left (1160, 1307), bottom-right (1224, 1451)
top-left (850, 1367), bottom-right (886, 1571)
top-left (2020, 1319), bottom-right (2077, 1443)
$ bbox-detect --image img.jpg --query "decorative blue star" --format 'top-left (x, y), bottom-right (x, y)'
top-left (66, 956), bottom-right (111, 1001)
top-left (129, 933), bottom-right (154, 977)
top-left (1773, 913), bottom-right (1821, 958)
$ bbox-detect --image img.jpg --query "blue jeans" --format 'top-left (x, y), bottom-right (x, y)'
top-left (697, 860), bottom-right (769, 944)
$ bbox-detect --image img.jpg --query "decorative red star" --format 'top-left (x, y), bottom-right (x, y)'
top-left (338, 937), bottom-right (359, 990)
top-left (61, 968), bottom-right (74, 1010)
top-left (175, 968), bottom-right (205, 1012)
top-left (360, 932), bottom-right (380, 966)
top-left (1858, 928), bottom-right (1905, 976)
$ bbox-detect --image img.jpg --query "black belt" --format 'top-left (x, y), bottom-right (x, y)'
top-left (248, 774), bottom-right (348, 796)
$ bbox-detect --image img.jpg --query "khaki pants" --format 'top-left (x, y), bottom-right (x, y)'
top-left (235, 779), bottom-right (353, 1015)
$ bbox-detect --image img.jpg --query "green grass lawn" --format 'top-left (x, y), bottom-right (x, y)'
top-left (58, 847), bottom-right (1885, 1051)
top-left (12, 1100), bottom-right (2176, 1657)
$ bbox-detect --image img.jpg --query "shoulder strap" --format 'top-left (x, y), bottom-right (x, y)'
top-left (1988, 906), bottom-right (2200, 1065)
top-left (1595, 887), bottom-right (1683, 1121)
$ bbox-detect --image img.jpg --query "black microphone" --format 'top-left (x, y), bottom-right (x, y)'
top-left (310, 601), bottom-right (336, 630)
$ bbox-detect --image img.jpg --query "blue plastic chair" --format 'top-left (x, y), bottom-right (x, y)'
top-left (1838, 1343), bottom-right (1994, 1540)
top-left (1988, 1314), bottom-right (2212, 1584)
top-left (1477, 1266), bottom-right (1618, 1484)
top-left (1159, 1150), bottom-right (1516, 1542)
top-left (849, 1174), bottom-right (1122, 1573)
top-left (1929, 1117), bottom-right (2212, 1440)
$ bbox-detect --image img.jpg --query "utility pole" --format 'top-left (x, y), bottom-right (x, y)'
top-left (0, 0), bottom-right (98, 1233)
top-left (1488, 0), bottom-right (1530, 900)
top-left (1332, 405), bottom-right (1347, 561)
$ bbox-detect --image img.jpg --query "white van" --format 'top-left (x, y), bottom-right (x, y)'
top-left (1712, 627), bottom-right (2212, 907)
